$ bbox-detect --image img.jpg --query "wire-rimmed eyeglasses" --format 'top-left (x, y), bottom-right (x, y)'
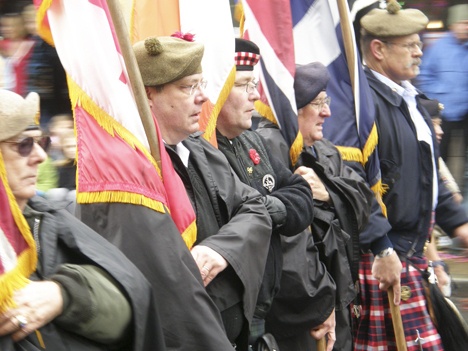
top-left (381, 40), bottom-right (423, 52)
top-left (309, 96), bottom-right (331, 111)
top-left (179, 79), bottom-right (208, 96)
top-left (234, 80), bottom-right (259, 94)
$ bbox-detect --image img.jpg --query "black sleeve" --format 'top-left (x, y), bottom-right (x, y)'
top-left (267, 150), bottom-right (314, 236)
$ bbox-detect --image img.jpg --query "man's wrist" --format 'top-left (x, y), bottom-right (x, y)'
top-left (376, 247), bottom-right (394, 258)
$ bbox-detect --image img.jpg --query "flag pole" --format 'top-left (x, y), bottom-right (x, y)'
top-left (317, 337), bottom-right (326, 351)
top-left (106, 0), bottom-right (161, 167)
top-left (336, 0), bottom-right (407, 350)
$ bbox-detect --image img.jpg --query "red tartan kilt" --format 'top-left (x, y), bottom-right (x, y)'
top-left (353, 254), bottom-right (444, 351)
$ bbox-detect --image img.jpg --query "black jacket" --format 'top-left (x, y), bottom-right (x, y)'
top-left (365, 68), bottom-right (468, 256)
top-left (217, 129), bottom-right (314, 318)
top-left (1, 196), bottom-right (164, 351)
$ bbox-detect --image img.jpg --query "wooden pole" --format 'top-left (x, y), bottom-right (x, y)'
top-left (336, 1), bottom-right (407, 350)
top-left (316, 337), bottom-right (326, 351)
top-left (106, 0), bottom-right (161, 167)
top-left (388, 289), bottom-right (408, 351)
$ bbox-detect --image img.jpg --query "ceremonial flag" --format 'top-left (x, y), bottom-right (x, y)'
top-left (242, 0), bottom-right (301, 164)
top-left (0, 153), bottom-right (36, 312)
top-left (291, 0), bottom-right (382, 194)
top-left (35, 0), bottom-right (197, 247)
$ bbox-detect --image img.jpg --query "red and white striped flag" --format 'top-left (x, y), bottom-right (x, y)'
top-left (35, 0), bottom-right (197, 248)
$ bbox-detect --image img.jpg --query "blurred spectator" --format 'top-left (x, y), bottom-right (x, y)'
top-left (417, 4), bottom-right (468, 191)
top-left (45, 128), bottom-right (77, 214)
top-left (0, 11), bottom-right (33, 95)
top-left (47, 113), bottom-right (74, 161)
top-left (36, 155), bottom-right (58, 194)
top-left (22, 3), bottom-right (71, 129)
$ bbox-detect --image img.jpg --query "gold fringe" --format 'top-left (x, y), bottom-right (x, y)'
top-left (254, 101), bottom-right (278, 126)
top-left (35, 330), bottom-right (46, 349)
top-left (36, 0), bottom-right (55, 47)
top-left (203, 67), bottom-right (236, 142)
top-left (0, 151), bottom-right (36, 313)
top-left (238, 4), bottom-right (245, 36)
top-left (362, 123), bottom-right (378, 165)
top-left (77, 191), bottom-right (166, 214)
top-left (181, 220), bottom-right (197, 249)
top-left (336, 145), bottom-right (389, 216)
top-left (290, 132), bottom-right (303, 167)
top-left (371, 180), bottom-right (388, 217)
top-left (67, 77), bottom-right (162, 177)
top-left (336, 146), bottom-right (364, 164)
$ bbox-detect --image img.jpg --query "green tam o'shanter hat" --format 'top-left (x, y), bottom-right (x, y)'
top-left (133, 32), bottom-right (204, 86)
top-left (360, 0), bottom-right (428, 37)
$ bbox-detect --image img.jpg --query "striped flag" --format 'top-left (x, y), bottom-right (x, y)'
top-left (35, 0), bottom-right (197, 248)
top-left (242, 0), bottom-right (301, 164)
top-left (0, 153), bottom-right (36, 312)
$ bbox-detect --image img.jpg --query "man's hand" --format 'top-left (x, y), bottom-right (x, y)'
top-left (0, 280), bottom-right (63, 341)
top-left (372, 251), bottom-right (402, 304)
top-left (295, 166), bottom-right (330, 203)
top-left (310, 308), bottom-right (336, 351)
top-left (191, 245), bottom-right (228, 286)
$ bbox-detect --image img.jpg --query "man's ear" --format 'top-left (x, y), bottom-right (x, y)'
top-left (370, 39), bottom-right (386, 61)
top-left (145, 87), bottom-right (153, 107)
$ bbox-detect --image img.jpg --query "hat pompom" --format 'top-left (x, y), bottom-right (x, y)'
top-left (145, 37), bottom-right (163, 56)
top-left (387, 0), bottom-right (401, 15)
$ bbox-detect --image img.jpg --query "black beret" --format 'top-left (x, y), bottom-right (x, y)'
top-left (294, 62), bottom-right (330, 110)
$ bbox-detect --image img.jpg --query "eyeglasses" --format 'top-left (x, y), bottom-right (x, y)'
top-left (381, 40), bottom-right (423, 52)
top-left (309, 96), bottom-right (331, 111)
top-left (234, 80), bottom-right (259, 94)
top-left (3, 136), bottom-right (51, 157)
top-left (178, 79), bottom-right (208, 96)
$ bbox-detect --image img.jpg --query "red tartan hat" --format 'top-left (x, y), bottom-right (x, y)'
top-left (234, 38), bottom-right (260, 71)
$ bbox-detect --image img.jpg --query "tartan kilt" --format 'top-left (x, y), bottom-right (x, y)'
top-left (353, 253), bottom-right (443, 351)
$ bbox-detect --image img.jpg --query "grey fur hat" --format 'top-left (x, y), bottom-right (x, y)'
top-left (0, 90), bottom-right (40, 142)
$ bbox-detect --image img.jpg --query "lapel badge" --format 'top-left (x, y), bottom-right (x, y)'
top-left (262, 174), bottom-right (275, 193)
top-left (247, 167), bottom-right (253, 174)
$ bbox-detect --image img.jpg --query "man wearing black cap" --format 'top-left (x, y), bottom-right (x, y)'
top-left (258, 62), bottom-right (379, 351)
top-left (358, 0), bottom-right (468, 349)
top-left (215, 38), bottom-right (315, 350)
top-left (132, 34), bottom-right (271, 351)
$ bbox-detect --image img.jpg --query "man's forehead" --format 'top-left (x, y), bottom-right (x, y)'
top-left (175, 74), bottom-right (204, 84)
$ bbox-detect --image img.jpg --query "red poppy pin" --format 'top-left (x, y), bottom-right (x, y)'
top-left (249, 149), bottom-right (261, 165)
